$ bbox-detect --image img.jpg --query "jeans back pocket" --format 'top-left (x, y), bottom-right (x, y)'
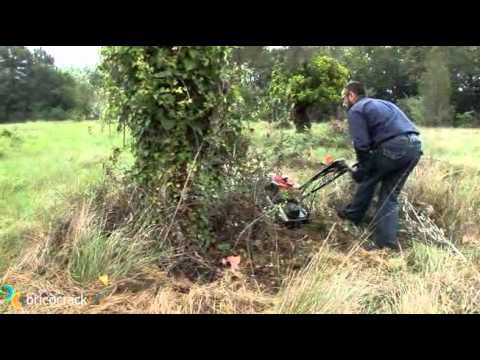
top-left (380, 137), bottom-right (408, 160)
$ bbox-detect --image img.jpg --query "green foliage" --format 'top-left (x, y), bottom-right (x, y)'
top-left (287, 54), bottom-right (349, 132)
top-left (232, 63), bottom-right (264, 123)
top-left (100, 46), bottom-right (244, 248)
top-left (100, 46), bottom-right (239, 189)
top-left (289, 55), bottom-right (349, 107)
top-left (338, 46), bottom-right (420, 103)
top-left (248, 121), bottom-right (353, 168)
top-left (334, 46), bottom-right (480, 124)
top-left (419, 47), bottom-right (454, 126)
top-left (448, 46), bottom-right (480, 114)
top-left (0, 47), bottom-right (99, 123)
top-left (281, 46), bottom-right (322, 71)
top-left (69, 228), bottom-right (157, 284)
top-left (261, 62), bottom-right (293, 124)
top-left (63, 67), bottom-right (101, 120)
top-left (233, 48), bottom-right (349, 130)
top-left (0, 120), bottom-right (126, 272)
top-left (454, 111), bottom-right (478, 128)
top-left (46, 106), bottom-right (67, 120)
top-left (397, 96), bottom-right (425, 125)
top-left (229, 46), bottom-right (480, 128)
top-left (0, 46), bottom-right (33, 121)
top-left (232, 46), bottom-right (274, 88)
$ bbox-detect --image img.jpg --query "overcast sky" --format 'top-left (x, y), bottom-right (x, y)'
top-left (25, 46), bottom-right (286, 69)
top-left (27, 46), bottom-right (101, 69)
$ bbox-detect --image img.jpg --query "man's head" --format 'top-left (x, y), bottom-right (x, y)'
top-left (342, 81), bottom-right (366, 110)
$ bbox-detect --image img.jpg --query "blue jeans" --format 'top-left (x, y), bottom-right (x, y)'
top-left (343, 134), bottom-right (422, 247)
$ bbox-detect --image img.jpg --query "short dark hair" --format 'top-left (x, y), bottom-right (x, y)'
top-left (344, 81), bottom-right (366, 97)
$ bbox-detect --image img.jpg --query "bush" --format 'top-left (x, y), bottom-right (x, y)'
top-left (66, 109), bottom-right (88, 121)
top-left (273, 120), bottom-right (293, 130)
top-left (47, 107), bottom-right (67, 120)
top-left (324, 119), bottom-right (350, 149)
top-left (454, 111), bottom-right (477, 128)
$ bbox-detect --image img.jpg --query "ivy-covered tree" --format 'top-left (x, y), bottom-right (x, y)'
top-left (99, 46), bottom-right (244, 248)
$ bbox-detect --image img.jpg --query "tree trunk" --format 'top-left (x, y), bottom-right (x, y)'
top-left (293, 103), bottom-right (311, 132)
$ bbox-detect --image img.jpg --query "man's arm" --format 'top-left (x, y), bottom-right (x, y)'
top-left (347, 109), bottom-right (373, 182)
top-left (347, 109), bottom-right (371, 152)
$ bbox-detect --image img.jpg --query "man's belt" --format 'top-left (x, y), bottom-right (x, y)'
top-left (374, 131), bottom-right (420, 149)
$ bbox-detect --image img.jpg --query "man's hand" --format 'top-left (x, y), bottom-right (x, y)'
top-left (351, 148), bottom-right (373, 183)
top-left (351, 167), bottom-right (368, 183)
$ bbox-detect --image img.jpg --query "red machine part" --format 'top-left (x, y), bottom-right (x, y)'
top-left (271, 175), bottom-right (294, 189)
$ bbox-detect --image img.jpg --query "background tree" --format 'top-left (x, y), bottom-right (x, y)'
top-left (28, 49), bottom-right (77, 120)
top-left (0, 46), bottom-right (99, 122)
top-left (448, 46), bottom-right (480, 117)
top-left (0, 46), bottom-right (33, 121)
top-left (262, 61), bottom-right (293, 125)
top-left (338, 46), bottom-right (418, 102)
top-left (287, 54), bottom-right (349, 132)
top-left (419, 47), bottom-right (453, 126)
top-left (63, 67), bottom-right (102, 119)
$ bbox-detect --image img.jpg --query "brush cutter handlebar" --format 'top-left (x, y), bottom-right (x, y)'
top-left (263, 159), bottom-right (359, 228)
top-left (298, 159), bottom-right (356, 200)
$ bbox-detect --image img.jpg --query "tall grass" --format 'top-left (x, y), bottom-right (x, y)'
top-left (0, 120), bottom-right (130, 272)
top-left (2, 120), bottom-right (480, 314)
top-left (404, 159), bottom-right (480, 243)
top-left (266, 120), bottom-right (480, 314)
top-left (274, 241), bottom-right (480, 314)
top-left (64, 201), bottom-right (159, 284)
top-left (275, 245), bottom-right (373, 314)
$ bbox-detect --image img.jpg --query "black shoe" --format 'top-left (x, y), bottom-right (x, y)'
top-left (362, 242), bottom-right (400, 252)
top-left (383, 242), bottom-right (401, 252)
top-left (336, 206), bottom-right (362, 226)
top-left (361, 243), bottom-right (382, 251)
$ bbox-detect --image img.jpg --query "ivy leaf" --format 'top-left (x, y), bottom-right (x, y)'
top-left (184, 58), bottom-right (196, 71)
top-left (189, 122), bottom-right (204, 135)
top-left (156, 108), bottom-right (176, 130)
top-left (162, 118), bottom-right (178, 131)
top-left (155, 70), bottom-right (172, 78)
top-left (217, 243), bottom-right (231, 252)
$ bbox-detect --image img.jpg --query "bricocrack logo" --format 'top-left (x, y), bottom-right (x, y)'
top-left (0, 284), bottom-right (23, 310)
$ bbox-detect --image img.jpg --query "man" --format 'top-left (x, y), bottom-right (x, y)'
top-left (337, 81), bottom-right (423, 251)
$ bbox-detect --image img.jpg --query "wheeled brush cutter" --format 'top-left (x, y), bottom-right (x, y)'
top-left (263, 158), bottom-right (356, 228)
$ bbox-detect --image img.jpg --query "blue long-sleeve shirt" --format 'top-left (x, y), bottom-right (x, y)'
top-left (347, 97), bottom-right (419, 151)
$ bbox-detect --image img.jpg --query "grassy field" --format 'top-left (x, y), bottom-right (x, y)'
top-left (420, 127), bottom-right (480, 169)
top-left (1, 120), bottom-right (480, 313)
top-left (248, 121), bottom-right (480, 169)
top-left (0, 120), bottom-right (129, 272)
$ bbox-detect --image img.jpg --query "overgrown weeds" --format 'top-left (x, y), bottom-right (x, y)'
top-left (3, 123), bottom-right (480, 314)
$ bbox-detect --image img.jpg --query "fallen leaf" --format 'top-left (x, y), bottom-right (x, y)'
top-left (227, 256), bottom-right (241, 271)
top-left (99, 275), bottom-right (109, 286)
top-left (221, 255), bottom-right (241, 272)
